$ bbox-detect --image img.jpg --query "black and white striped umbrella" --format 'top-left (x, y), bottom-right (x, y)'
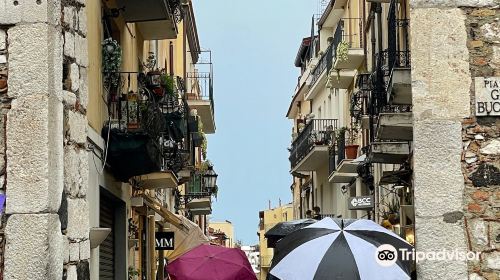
top-left (270, 218), bottom-right (413, 280)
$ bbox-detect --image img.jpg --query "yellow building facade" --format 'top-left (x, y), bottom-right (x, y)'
top-left (257, 204), bottom-right (293, 280)
top-left (208, 220), bottom-right (235, 248)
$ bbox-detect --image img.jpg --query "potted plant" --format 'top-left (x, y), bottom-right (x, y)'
top-left (160, 74), bottom-right (175, 96)
top-left (345, 125), bottom-right (359, 159)
top-left (128, 266), bottom-right (139, 280)
top-left (102, 38), bottom-right (122, 95)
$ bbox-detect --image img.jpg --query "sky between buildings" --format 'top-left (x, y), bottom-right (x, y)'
top-left (194, 0), bottom-right (317, 244)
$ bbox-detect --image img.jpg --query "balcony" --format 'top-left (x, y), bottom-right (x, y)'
top-left (182, 171), bottom-right (217, 215)
top-left (376, 110), bottom-right (413, 141)
top-left (102, 72), bottom-right (191, 184)
top-left (115, 0), bottom-right (181, 39)
top-left (369, 142), bottom-right (410, 164)
top-left (185, 54), bottom-right (216, 134)
top-left (305, 44), bottom-right (333, 100)
top-left (289, 119), bottom-right (338, 172)
top-left (332, 18), bottom-right (364, 70)
top-left (386, 50), bottom-right (411, 105)
top-left (318, 0), bottom-right (349, 29)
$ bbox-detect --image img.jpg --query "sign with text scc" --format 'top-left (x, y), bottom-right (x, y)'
top-left (348, 196), bottom-right (374, 210)
top-left (475, 77), bottom-right (500, 116)
top-left (155, 232), bottom-right (174, 250)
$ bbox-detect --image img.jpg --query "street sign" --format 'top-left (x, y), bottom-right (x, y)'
top-left (348, 196), bottom-right (374, 210)
top-left (155, 232), bottom-right (174, 250)
top-left (475, 77), bottom-right (500, 116)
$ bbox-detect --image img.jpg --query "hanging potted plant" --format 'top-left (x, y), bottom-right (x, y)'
top-left (102, 38), bottom-right (122, 95)
top-left (345, 125), bottom-right (359, 159)
top-left (160, 74), bottom-right (175, 96)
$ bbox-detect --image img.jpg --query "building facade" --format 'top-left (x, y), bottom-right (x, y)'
top-left (0, 0), bottom-right (219, 279)
top-left (257, 203), bottom-right (293, 280)
top-left (287, 0), bottom-right (500, 279)
top-left (208, 220), bottom-right (235, 248)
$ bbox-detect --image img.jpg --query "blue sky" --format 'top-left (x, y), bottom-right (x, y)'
top-left (194, 1), bottom-right (316, 244)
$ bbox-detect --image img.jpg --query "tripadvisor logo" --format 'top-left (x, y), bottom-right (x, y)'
top-left (375, 244), bottom-right (398, 267)
top-left (374, 244), bottom-right (481, 266)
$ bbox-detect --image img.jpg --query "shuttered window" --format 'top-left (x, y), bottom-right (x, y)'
top-left (99, 197), bottom-right (115, 280)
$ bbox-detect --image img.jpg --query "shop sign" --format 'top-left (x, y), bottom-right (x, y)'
top-left (475, 77), bottom-right (500, 116)
top-left (155, 232), bottom-right (174, 250)
top-left (348, 196), bottom-right (374, 210)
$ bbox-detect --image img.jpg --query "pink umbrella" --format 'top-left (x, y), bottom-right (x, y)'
top-left (168, 244), bottom-right (257, 280)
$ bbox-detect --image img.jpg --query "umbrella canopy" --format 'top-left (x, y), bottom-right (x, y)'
top-left (168, 244), bottom-right (257, 280)
top-left (264, 219), bottom-right (316, 248)
top-left (270, 218), bottom-right (413, 280)
top-left (164, 215), bottom-right (209, 261)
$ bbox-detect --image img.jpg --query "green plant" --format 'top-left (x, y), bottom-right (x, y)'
top-left (336, 41), bottom-right (349, 63)
top-left (161, 74), bottom-right (175, 96)
top-left (128, 266), bottom-right (139, 280)
top-left (347, 124), bottom-right (360, 145)
top-left (197, 118), bottom-right (208, 159)
top-left (336, 127), bottom-right (348, 144)
top-left (102, 38), bottom-right (122, 89)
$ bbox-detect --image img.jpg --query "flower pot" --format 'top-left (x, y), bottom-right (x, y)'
top-left (0, 78), bottom-right (7, 92)
top-left (345, 144), bottom-right (359, 159)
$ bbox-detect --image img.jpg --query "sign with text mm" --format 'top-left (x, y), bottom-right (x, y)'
top-left (155, 232), bottom-right (174, 250)
top-left (348, 196), bottom-right (374, 210)
top-left (475, 77), bottom-right (500, 116)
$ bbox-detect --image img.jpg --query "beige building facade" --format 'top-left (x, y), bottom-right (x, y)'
top-left (0, 0), bottom-right (218, 279)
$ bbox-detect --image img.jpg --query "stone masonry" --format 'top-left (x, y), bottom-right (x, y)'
top-left (0, 0), bottom-right (90, 279)
top-left (411, 0), bottom-right (500, 279)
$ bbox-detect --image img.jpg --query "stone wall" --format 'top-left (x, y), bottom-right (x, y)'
top-left (462, 6), bottom-right (500, 279)
top-left (411, 0), bottom-right (500, 279)
top-left (0, 0), bottom-right (90, 279)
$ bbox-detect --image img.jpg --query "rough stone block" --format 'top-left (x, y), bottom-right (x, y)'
top-left (63, 5), bottom-right (76, 29)
top-left (414, 216), bottom-right (468, 279)
top-left (64, 31), bottom-right (75, 59)
top-left (74, 34), bottom-right (87, 67)
top-left (0, 0), bottom-right (61, 25)
top-left (470, 273), bottom-right (485, 280)
top-left (0, 29), bottom-right (6, 50)
top-left (492, 46), bottom-right (500, 67)
top-left (66, 198), bottom-right (89, 241)
top-left (6, 94), bottom-right (64, 214)
top-left (468, 219), bottom-right (488, 250)
top-left (414, 120), bottom-right (465, 216)
top-left (70, 63), bottom-right (79, 92)
top-left (481, 22), bottom-right (500, 44)
top-left (79, 240), bottom-right (90, 260)
top-left (56, 90), bottom-right (77, 107)
top-left (67, 265), bottom-right (77, 280)
top-left (78, 7), bottom-right (87, 36)
top-left (67, 111), bottom-right (87, 144)
top-left (63, 236), bottom-right (70, 264)
top-left (411, 8), bottom-right (471, 121)
top-left (480, 139), bottom-right (500, 155)
top-left (0, 55), bottom-right (6, 64)
top-left (484, 251), bottom-right (500, 270)
top-left (69, 242), bottom-right (79, 262)
top-left (470, 163), bottom-right (500, 187)
top-left (4, 214), bottom-right (63, 279)
top-left (79, 67), bottom-right (88, 108)
top-left (410, 0), bottom-right (498, 8)
top-left (8, 23), bottom-right (63, 98)
top-left (64, 146), bottom-right (89, 197)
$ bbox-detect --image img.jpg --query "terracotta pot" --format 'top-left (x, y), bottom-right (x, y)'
top-left (345, 144), bottom-right (359, 159)
top-left (0, 78), bottom-right (7, 92)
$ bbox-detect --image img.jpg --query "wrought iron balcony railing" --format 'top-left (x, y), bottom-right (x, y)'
top-left (289, 119), bottom-right (338, 169)
top-left (310, 43), bottom-right (334, 87)
top-left (334, 18), bottom-right (363, 50)
top-left (102, 71), bottom-right (193, 181)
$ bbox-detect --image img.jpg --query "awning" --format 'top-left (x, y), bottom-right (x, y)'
top-left (142, 195), bottom-right (188, 233)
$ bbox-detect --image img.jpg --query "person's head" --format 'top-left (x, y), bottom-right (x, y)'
top-left (305, 210), bottom-right (312, 217)
top-left (313, 206), bottom-right (321, 214)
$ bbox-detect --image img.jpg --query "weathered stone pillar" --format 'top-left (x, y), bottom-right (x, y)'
top-left (0, 0), bottom-right (90, 279)
top-left (411, 0), bottom-right (500, 279)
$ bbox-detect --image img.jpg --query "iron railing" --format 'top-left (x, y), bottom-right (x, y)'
top-left (337, 132), bottom-right (346, 166)
top-left (186, 71), bottom-right (215, 114)
top-left (335, 18), bottom-right (363, 49)
top-left (289, 119), bottom-right (338, 169)
top-left (328, 145), bottom-right (337, 176)
top-left (310, 43), bottom-right (334, 87)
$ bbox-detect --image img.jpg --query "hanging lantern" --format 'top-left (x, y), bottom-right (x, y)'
top-left (202, 165), bottom-right (218, 192)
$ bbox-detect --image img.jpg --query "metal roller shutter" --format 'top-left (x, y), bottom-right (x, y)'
top-left (100, 198), bottom-right (115, 280)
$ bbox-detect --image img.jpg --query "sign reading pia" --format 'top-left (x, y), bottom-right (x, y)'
top-left (475, 77), bottom-right (500, 116)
